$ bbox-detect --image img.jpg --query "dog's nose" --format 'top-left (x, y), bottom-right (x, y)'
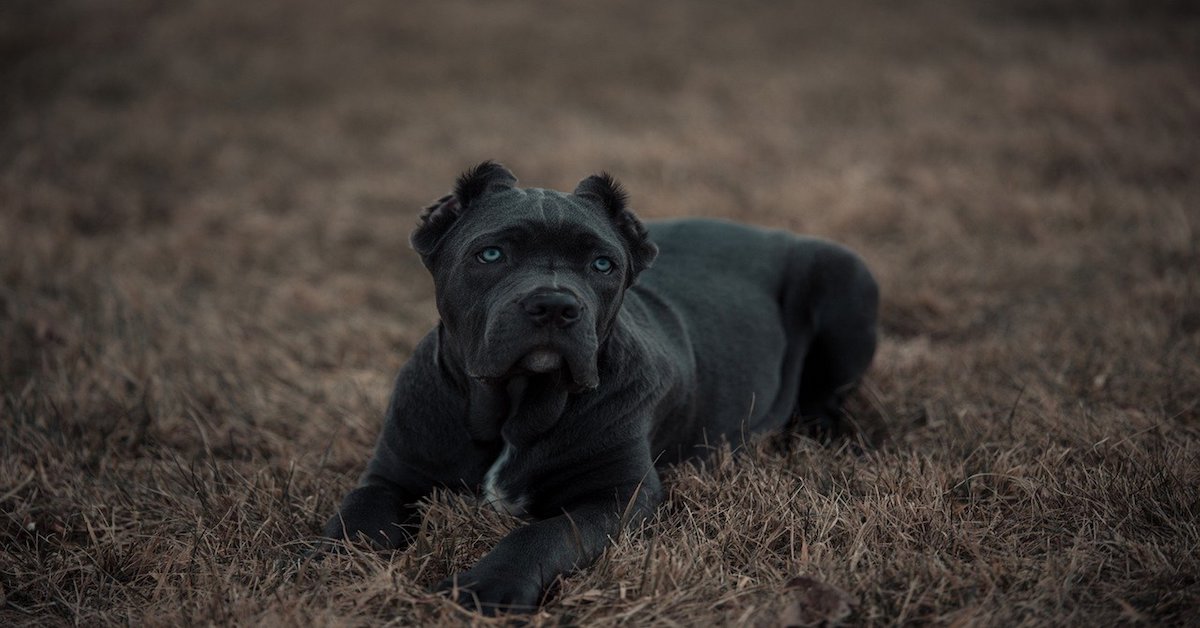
top-left (520, 291), bottom-right (581, 328)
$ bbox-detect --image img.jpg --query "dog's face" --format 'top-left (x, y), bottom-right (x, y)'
top-left (411, 162), bottom-right (657, 391)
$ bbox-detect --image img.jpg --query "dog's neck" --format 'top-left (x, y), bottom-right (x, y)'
top-left (436, 324), bottom-right (576, 445)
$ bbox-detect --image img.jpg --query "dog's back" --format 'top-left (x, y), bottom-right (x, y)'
top-left (628, 218), bottom-right (878, 462)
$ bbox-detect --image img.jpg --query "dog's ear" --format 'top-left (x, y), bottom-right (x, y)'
top-left (454, 160), bottom-right (517, 209)
top-left (575, 173), bottom-right (658, 279)
top-left (411, 161), bottom-right (517, 265)
top-left (410, 194), bottom-right (460, 265)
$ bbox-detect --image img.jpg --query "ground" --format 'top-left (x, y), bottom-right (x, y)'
top-left (2, 0), bottom-right (1198, 625)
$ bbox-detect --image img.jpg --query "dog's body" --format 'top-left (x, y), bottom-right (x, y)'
top-left (322, 163), bottom-right (878, 613)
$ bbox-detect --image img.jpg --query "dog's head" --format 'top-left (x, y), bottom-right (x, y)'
top-left (411, 161), bottom-right (657, 392)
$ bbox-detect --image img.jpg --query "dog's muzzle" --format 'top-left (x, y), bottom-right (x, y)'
top-left (468, 286), bottom-right (600, 389)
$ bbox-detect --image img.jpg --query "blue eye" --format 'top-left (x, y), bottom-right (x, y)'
top-left (591, 256), bottom-right (613, 273)
top-left (476, 247), bottom-right (503, 264)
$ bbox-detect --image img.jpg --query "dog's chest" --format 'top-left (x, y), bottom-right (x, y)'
top-left (482, 442), bottom-right (530, 517)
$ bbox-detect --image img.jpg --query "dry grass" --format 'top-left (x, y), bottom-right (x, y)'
top-left (2, 0), bottom-right (1199, 625)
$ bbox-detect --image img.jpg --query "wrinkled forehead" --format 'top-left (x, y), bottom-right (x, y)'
top-left (459, 187), bottom-right (620, 246)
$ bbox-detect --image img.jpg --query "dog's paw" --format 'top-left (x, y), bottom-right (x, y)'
top-left (437, 569), bottom-right (542, 616)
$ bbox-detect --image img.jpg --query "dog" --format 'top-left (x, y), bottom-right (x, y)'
top-left (321, 161), bottom-right (879, 614)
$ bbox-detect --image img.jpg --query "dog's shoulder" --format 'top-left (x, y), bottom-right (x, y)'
top-left (363, 326), bottom-right (500, 488)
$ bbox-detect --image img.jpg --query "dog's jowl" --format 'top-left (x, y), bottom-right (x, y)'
top-left (321, 161), bottom-right (879, 614)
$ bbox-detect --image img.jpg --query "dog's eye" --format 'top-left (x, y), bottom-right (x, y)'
top-left (591, 256), bottom-right (614, 273)
top-left (476, 247), bottom-right (504, 264)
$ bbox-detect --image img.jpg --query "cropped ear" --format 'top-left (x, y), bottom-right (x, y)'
top-left (410, 194), bottom-right (460, 264)
top-left (410, 161), bottom-right (517, 266)
top-left (454, 160), bottom-right (517, 209)
top-left (575, 173), bottom-right (658, 280)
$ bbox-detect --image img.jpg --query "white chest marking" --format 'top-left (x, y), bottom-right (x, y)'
top-left (482, 442), bottom-right (529, 516)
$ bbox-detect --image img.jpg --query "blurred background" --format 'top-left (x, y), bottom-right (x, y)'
top-left (1, 0), bottom-right (1198, 624)
top-left (5, 0), bottom-right (1197, 440)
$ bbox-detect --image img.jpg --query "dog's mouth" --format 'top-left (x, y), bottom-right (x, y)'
top-left (519, 348), bottom-right (564, 374)
top-left (491, 346), bottom-right (573, 382)
top-left (465, 309), bottom-right (603, 391)
top-left (469, 344), bottom-right (599, 391)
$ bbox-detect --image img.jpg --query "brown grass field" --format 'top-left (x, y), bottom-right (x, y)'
top-left (3, 0), bottom-right (1199, 625)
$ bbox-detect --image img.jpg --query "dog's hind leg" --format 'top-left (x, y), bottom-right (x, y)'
top-left (790, 242), bottom-right (879, 439)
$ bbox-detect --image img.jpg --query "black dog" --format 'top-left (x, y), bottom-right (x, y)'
top-left (322, 162), bottom-right (878, 614)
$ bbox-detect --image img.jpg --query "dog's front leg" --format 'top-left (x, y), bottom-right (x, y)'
top-left (322, 478), bottom-right (422, 550)
top-left (441, 478), bottom-right (662, 615)
top-left (317, 330), bottom-right (495, 553)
